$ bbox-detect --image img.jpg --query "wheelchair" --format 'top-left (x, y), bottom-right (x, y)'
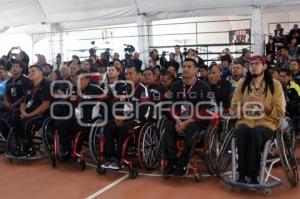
top-left (219, 117), bottom-right (299, 196)
top-left (90, 120), bottom-right (160, 179)
top-left (203, 115), bottom-right (236, 176)
top-left (159, 112), bottom-right (221, 182)
top-left (41, 117), bottom-right (88, 171)
top-left (6, 116), bottom-right (49, 162)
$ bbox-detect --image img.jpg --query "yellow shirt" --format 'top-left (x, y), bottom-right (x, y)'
top-left (230, 79), bottom-right (286, 131)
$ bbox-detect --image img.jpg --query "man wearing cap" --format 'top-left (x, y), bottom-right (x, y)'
top-left (231, 55), bottom-right (286, 184)
top-left (11, 65), bottom-right (52, 157)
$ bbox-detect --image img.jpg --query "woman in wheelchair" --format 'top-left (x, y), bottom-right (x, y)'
top-left (230, 55), bottom-right (286, 184)
top-left (101, 65), bottom-right (151, 170)
top-left (163, 58), bottom-right (214, 177)
top-left (53, 69), bottom-right (108, 161)
top-left (10, 65), bottom-right (51, 157)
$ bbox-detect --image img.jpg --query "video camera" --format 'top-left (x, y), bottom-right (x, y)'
top-left (124, 44), bottom-right (135, 60)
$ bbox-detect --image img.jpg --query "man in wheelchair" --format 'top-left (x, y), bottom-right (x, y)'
top-left (54, 69), bottom-right (108, 161)
top-left (101, 65), bottom-right (151, 170)
top-left (11, 65), bottom-right (51, 157)
top-left (279, 68), bottom-right (300, 134)
top-left (230, 55), bottom-right (286, 184)
top-left (4, 61), bottom-right (31, 126)
top-left (163, 58), bottom-right (214, 177)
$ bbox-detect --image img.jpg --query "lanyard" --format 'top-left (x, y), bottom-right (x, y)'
top-left (183, 79), bottom-right (197, 99)
top-left (125, 83), bottom-right (140, 102)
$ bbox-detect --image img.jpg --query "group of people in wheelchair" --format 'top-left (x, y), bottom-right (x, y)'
top-left (0, 55), bottom-right (298, 193)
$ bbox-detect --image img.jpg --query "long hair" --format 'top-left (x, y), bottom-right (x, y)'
top-left (241, 69), bottom-right (275, 97)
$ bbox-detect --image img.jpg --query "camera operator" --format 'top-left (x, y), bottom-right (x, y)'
top-left (132, 52), bottom-right (144, 70)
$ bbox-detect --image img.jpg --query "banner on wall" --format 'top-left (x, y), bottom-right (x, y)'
top-left (229, 29), bottom-right (251, 44)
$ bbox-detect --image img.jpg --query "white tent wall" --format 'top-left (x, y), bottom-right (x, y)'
top-left (1, 2), bottom-right (300, 64)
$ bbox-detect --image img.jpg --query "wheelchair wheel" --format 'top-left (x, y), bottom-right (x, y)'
top-left (281, 117), bottom-right (296, 151)
top-left (157, 121), bottom-right (167, 162)
top-left (0, 118), bottom-right (10, 142)
top-left (156, 116), bottom-right (167, 137)
top-left (204, 126), bottom-right (219, 175)
top-left (138, 123), bottom-right (160, 170)
top-left (218, 128), bottom-right (235, 174)
top-left (96, 162), bottom-right (107, 175)
top-left (129, 167), bottom-right (138, 179)
top-left (80, 160), bottom-right (86, 171)
top-left (277, 127), bottom-right (299, 187)
top-left (6, 128), bottom-right (18, 156)
top-left (41, 118), bottom-right (55, 156)
top-left (89, 124), bottom-right (104, 163)
top-left (194, 173), bottom-right (203, 182)
top-left (51, 154), bottom-right (56, 168)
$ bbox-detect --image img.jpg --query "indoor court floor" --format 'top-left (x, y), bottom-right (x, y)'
top-left (0, 143), bottom-right (299, 199)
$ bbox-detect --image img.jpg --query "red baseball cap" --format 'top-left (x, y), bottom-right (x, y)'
top-left (250, 55), bottom-right (266, 65)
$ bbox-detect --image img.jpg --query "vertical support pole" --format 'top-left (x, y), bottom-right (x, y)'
top-left (251, 7), bottom-right (264, 55)
top-left (137, 14), bottom-right (151, 69)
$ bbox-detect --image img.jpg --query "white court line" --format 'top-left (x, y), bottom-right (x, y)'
top-left (86, 162), bottom-right (232, 177)
top-left (86, 174), bottom-right (129, 199)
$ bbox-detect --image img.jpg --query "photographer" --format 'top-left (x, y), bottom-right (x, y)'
top-left (7, 47), bottom-right (30, 74)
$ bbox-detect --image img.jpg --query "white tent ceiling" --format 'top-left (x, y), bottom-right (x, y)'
top-left (1, 0), bottom-right (300, 33)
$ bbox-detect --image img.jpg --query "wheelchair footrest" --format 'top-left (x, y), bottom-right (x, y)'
top-left (5, 153), bottom-right (49, 161)
top-left (219, 174), bottom-right (283, 189)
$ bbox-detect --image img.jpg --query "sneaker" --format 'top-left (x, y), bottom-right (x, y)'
top-left (108, 161), bottom-right (120, 170)
top-left (101, 161), bottom-right (111, 169)
top-left (163, 162), bottom-right (175, 176)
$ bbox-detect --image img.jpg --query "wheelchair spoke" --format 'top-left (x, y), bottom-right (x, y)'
top-left (139, 125), bottom-right (159, 169)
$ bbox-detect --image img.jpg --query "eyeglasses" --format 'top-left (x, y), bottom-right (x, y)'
top-left (250, 61), bottom-right (261, 67)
